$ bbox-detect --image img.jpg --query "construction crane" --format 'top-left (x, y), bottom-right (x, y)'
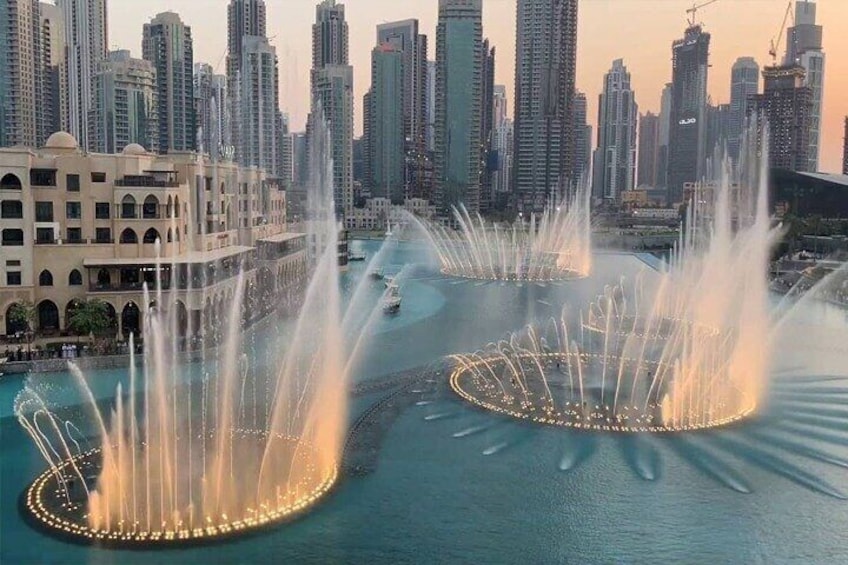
top-left (686, 0), bottom-right (720, 27)
top-left (769, 1), bottom-right (794, 65)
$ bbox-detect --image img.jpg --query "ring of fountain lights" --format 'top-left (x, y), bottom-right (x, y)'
top-left (22, 433), bottom-right (337, 547)
top-left (449, 352), bottom-right (755, 433)
top-left (439, 265), bottom-right (588, 283)
top-left (581, 315), bottom-right (725, 341)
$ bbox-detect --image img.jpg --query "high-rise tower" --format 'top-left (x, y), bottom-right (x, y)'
top-left (433, 0), bottom-right (483, 216)
top-left (310, 0), bottom-right (353, 214)
top-left (142, 12), bottom-right (195, 153)
top-left (728, 57), bottom-right (759, 160)
top-left (366, 43), bottom-right (404, 203)
top-left (57, 0), bottom-right (107, 151)
top-left (513, 0), bottom-right (579, 213)
top-left (638, 112), bottom-right (660, 188)
top-left (667, 24), bottom-right (710, 206)
top-left (748, 65), bottom-right (812, 172)
top-left (593, 59), bottom-right (638, 202)
top-left (784, 0), bottom-right (824, 171)
top-left (0, 0), bottom-right (42, 148)
top-left (240, 35), bottom-right (279, 176)
top-left (93, 50), bottom-right (158, 154)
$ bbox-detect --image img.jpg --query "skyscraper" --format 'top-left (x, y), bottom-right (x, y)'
top-left (240, 35), bottom-right (279, 176)
top-left (842, 116), bottom-right (848, 175)
top-left (142, 12), bottom-right (195, 153)
top-left (376, 20), bottom-right (428, 156)
top-left (40, 2), bottom-right (67, 143)
top-left (706, 102), bottom-right (731, 161)
top-left (843, 117), bottom-right (847, 175)
top-left (57, 0), bottom-right (107, 151)
top-left (433, 0), bottom-right (483, 216)
top-left (93, 50), bottom-right (158, 154)
top-left (194, 63), bottom-right (229, 158)
top-left (368, 42), bottom-right (405, 203)
top-left (667, 24), bottom-right (710, 206)
top-left (657, 82), bottom-right (672, 191)
top-left (638, 112), bottom-right (660, 188)
top-left (0, 0), bottom-right (42, 148)
top-left (784, 0), bottom-right (824, 171)
top-left (310, 0), bottom-right (353, 214)
top-left (226, 0), bottom-right (267, 165)
top-left (728, 57), bottom-right (759, 160)
top-left (593, 59), bottom-right (638, 202)
top-left (479, 38), bottom-right (496, 212)
top-left (277, 113), bottom-right (292, 190)
top-left (513, 0), bottom-right (579, 213)
top-left (492, 85), bottom-right (513, 203)
top-left (572, 91), bottom-right (591, 184)
top-left (748, 65), bottom-right (812, 172)
top-left (425, 60), bottom-right (436, 152)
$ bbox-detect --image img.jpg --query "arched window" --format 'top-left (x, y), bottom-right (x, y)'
top-left (1, 228), bottom-right (24, 246)
top-left (38, 270), bottom-right (53, 286)
top-left (142, 195), bottom-right (159, 219)
top-left (166, 195), bottom-right (173, 219)
top-left (166, 228), bottom-right (173, 243)
top-left (121, 302), bottom-right (140, 338)
top-left (143, 228), bottom-right (160, 244)
top-left (5, 303), bottom-right (27, 335)
top-left (68, 269), bottom-right (83, 286)
top-left (37, 300), bottom-right (59, 332)
top-left (121, 194), bottom-right (137, 219)
top-left (174, 196), bottom-right (180, 218)
top-left (0, 200), bottom-right (23, 218)
top-left (0, 173), bottom-right (22, 190)
top-left (120, 228), bottom-right (137, 244)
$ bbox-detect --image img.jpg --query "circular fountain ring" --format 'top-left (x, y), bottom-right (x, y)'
top-left (21, 433), bottom-right (337, 547)
top-left (449, 352), bottom-right (755, 433)
top-left (439, 266), bottom-right (588, 283)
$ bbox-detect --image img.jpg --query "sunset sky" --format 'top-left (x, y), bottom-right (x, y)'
top-left (109, 0), bottom-right (847, 173)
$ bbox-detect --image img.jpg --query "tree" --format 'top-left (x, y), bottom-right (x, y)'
top-left (68, 299), bottom-right (112, 337)
top-left (8, 301), bottom-right (36, 358)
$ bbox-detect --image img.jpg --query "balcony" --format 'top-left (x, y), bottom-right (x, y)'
top-left (116, 175), bottom-right (180, 188)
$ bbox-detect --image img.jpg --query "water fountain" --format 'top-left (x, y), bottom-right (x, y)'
top-left (14, 109), bottom-right (363, 546)
top-left (417, 185), bottom-right (592, 282)
top-left (450, 123), bottom-right (778, 432)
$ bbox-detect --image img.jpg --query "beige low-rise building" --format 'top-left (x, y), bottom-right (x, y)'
top-left (0, 132), bottom-right (306, 346)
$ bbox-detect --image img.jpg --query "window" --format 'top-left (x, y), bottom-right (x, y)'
top-left (95, 202), bottom-right (110, 219)
top-left (143, 228), bottom-right (160, 244)
top-left (36, 227), bottom-right (55, 244)
top-left (121, 195), bottom-right (137, 218)
top-left (39, 270), bottom-right (53, 286)
top-left (68, 269), bottom-right (83, 286)
top-left (35, 201), bottom-right (54, 222)
top-left (6, 272), bottom-right (21, 286)
top-left (95, 227), bottom-right (111, 243)
top-left (66, 201), bottom-right (81, 219)
top-left (120, 228), bottom-right (137, 244)
top-left (30, 169), bottom-right (57, 186)
top-left (91, 172), bottom-right (106, 182)
top-left (0, 173), bottom-right (22, 190)
top-left (142, 195), bottom-right (159, 219)
top-left (1, 228), bottom-right (24, 246)
top-left (6, 260), bottom-right (21, 267)
top-left (67, 227), bottom-right (82, 243)
top-left (0, 200), bottom-right (23, 218)
top-left (66, 174), bottom-right (80, 192)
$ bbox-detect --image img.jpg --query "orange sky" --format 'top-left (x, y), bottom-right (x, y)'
top-left (110, 0), bottom-right (847, 172)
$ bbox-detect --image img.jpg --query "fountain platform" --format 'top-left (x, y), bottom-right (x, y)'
top-left (449, 352), bottom-right (756, 433)
top-left (20, 433), bottom-right (337, 548)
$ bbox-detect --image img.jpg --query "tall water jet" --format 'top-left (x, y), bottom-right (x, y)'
top-left (14, 108), bottom-right (360, 546)
top-left (414, 184), bottom-right (591, 282)
top-left (450, 119), bottom-right (779, 432)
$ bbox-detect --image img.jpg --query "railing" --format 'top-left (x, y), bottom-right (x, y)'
top-left (115, 177), bottom-right (181, 188)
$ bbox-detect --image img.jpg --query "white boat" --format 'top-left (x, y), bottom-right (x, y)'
top-left (369, 267), bottom-right (385, 280)
top-left (348, 252), bottom-right (367, 262)
top-left (384, 276), bottom-right (395, 288)
top-left (383, 284), bottom-right (402, 314)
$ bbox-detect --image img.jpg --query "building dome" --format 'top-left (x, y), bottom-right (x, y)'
top-left (44, 131), bottom-right (79, 150)
top-left (122, 143), bottom-right (147, 155)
